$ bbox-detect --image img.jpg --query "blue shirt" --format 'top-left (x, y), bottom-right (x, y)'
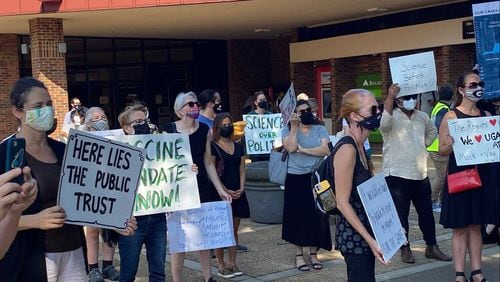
top-left (197, 114), bottom-right (213, 129)
top-left (282, 125), bottom-right (329, 174)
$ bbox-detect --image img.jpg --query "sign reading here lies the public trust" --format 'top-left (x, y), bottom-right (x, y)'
top-left (58, 129), bottom-right (145, 229)
top-left (108, 133), bottom-right (200, 216)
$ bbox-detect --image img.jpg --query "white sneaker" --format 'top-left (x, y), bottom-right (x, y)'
top-left (217, 267), bottom-right (236, 279)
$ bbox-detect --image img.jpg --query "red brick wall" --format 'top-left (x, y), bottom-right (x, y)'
top-left (29, 18), bottom-right (68, 139)
top-left (270, 36), bottom-right (291, 86)
top-left (227, 39), bottom-right (272, 119)
top-left (0, 34), bottom-right (20, 139)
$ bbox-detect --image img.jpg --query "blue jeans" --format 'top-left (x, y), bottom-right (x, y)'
top-left (118, 213), bottom-right (166, 282)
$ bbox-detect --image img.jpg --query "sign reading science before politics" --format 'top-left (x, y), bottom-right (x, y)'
top-left (448, 116), bottom-right (500, 166)
top-left (108, 133), bottom-right (200, 216)
top-left (389, 51), bottom-right (437, 97)
top-left (243, 113), bottom-right (284, 154)
top-left (58, 129), bottom-right (145, 229)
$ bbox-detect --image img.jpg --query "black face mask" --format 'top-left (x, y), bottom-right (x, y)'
top-left (213, 103), bottom-right (222, 113)
top-left (257, 101), bottom-right (268, 109)
top-left (133, 123), bottom-right (151, 135)
top-left (358, 112), bottom-right (382, 131)
top-left (300, 112), bottom-right (316, 125)
top-left (219, 125), bottom-right (234, 138)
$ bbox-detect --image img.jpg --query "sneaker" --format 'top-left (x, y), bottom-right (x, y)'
top-left (102, 265), bottom-right (120, 281)
top-left (230, 265), bottom-right (243, 276)
top-left (432, 202), bottom-right (441, 213)
top-left (217, 267), bottom-right (236, 279)
top-left (400, 245), bottom-right (415, 263)
top-left (237, 244), bottom-right (248, 253)
top-left (88, 269), bottom-right (105, 282)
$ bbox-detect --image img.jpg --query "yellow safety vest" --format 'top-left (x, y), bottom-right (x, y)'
top-left (427, 102), bottom-right (450, 152)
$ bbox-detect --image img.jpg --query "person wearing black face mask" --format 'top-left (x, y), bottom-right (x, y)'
top-left (380, 84), bottom-right (450, 265)
top-left (210, 113), bottom-right (249, 278)
top-left (248, 91), bottom-right (273, 162)
top-left (197, 89), bottom-right (222, 129)
top-left (281, 99), bottom-right (331, 272)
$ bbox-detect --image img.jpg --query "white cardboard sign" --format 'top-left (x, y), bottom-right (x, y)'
top-left (167, 201), bottom-right (235, 253)
top-left (279, 82), bottom-right (297, 126)
top-left (389, 51), bottom-right (437, 97)
top-left (448, 115), bottom-right (500, 166)
top-left (57, 129), bottom-right (145, 229)
top-left (357, 173), bottom-right (406, 262)
top-left (243, 113), bottom-right (284, 153)
top-left (108, 133), bottom-right (201, 216)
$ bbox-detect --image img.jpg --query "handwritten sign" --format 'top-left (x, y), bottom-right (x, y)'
top-left (243, 113), bottom-right (284, 154)
top-left (357, 173), bottom-right (406, 262)
top-left (90, 129), bottom-right (125, 137)
top-left (108, 133), bottom-right (200, 216)
top-left (448, 115), bottom-right (500, 166)
top-left (279, 82), bottom-right (297, 126)
top-left (57, 129), bottom-right (145, 229)
top-left (167, 201), bottom-right (235, 253)
top-left (389, 51), bottom-right (437, 97)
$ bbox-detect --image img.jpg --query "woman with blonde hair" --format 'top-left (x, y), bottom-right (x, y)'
top-left (334, 89), bottom-right (387, 281)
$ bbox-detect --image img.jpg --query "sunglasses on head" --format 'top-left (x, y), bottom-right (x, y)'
top-left (298, 108), bottom-right (312, 115)
top-left (401, 95), bottom-right (418, 101)
top-left (184, 101), bottom-right (200, 108)
top-left (466, 81), bottom-right (485, 89)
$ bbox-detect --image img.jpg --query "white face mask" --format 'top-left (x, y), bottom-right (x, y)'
top-left (402, 99), bottom-right (416, 111)
top-left (25, 106), bottom-right (54, 132)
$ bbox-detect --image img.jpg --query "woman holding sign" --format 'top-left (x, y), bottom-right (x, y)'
top-left (439, 71), bottom-right (495, 282)
top-left (0, 77), bottom-right (137, 281)
top-left (334, 89), bottom-right (386, 282)
top-left (281, 99), bottom-right (331, 272)
top-left (167, 92), bottom-right (232, 282)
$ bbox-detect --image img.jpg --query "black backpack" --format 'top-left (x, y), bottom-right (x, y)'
top-left (311, 136), bottom-right (356, 215)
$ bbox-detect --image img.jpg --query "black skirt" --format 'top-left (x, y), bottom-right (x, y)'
top-left (282, 173), bottom-right (332, 251)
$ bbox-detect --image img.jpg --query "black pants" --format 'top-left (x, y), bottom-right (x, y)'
top-left (386, 175), bottom-right (437, 246)
top-left (343, 252), bottom-right (375, 282)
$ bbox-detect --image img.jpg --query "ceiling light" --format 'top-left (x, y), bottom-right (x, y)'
top-left (254, 28), bottom-right (271, 33)
top-left (366, 7), bottom-right (388, 12)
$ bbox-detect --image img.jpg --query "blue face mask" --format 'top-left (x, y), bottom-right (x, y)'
top-left (25, 106), bottom-right (54, 132)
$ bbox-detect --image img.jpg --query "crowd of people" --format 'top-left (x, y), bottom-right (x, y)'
top-left (0, 72), bottom-right (498, 282)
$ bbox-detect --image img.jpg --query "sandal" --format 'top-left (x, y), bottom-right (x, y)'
top-left (455, 272), bottom-right (468, 282)
top-left (295, 254), bottom-right (310, 271)
top-left (470, 269), bottom-right (488, 282)
top-left (309, 252), bottom-right (323, 270)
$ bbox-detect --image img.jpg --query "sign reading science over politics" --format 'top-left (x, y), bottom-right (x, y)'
top-left (108, 133), bottom-right (200, 216)
top-left (58, 129), bottom-right (145, 229)
top-left (389, 51), bottom-right (437, 97)
top-left (448, 116), bottom-right (500, 166)
top-left (243, 113), bottom-right (284, 154)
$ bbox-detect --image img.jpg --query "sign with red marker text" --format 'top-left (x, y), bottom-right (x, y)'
top-left (108, 133), bottom-right (200, 216)
top-left (279, 82), bottom-right (297, 127)
top-left (448, 116), bottom-right (500, 166)
top-left (57, 129), bottom-right (145, 229)
top-left (389, 51), bottom-right (437, 97)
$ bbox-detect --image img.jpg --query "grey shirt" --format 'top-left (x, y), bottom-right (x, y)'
top-left (282, 125), bottom-right (329, 175)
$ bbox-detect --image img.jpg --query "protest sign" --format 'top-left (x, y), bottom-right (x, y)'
top-left (279, 82), bottom-right (297, 126)
top-left (448, 115), bottom-right (500, 166)
top-left (167, 201), bottom-right (235, 253)
top-left (389, 51), bottom-right (437, 97)
top-left (57, 129), bottom-right (145, 229)
top-left (90, 129), bottom-right (125, 137)
top-left (357, 173), bottom-right (406, 262)
top-left (243, 113), bottom-right (284, 154)
top-left (473, 1), bottom-right (500, 100)
top-left (108, 133), bottom-right (200, 216)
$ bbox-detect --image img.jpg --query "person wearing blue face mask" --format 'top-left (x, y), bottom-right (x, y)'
top-left (380, 84), bottom-right (451, 265)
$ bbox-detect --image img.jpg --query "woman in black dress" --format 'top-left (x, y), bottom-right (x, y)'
top-left (211, 112), bottom-right (250, 278)
top-left (439, 71), bottom-right (496, 282)
top-left (168, 92), bottom-right (231, 282)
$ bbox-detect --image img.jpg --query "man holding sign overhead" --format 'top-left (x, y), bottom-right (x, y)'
top-left (380, 83), bottom-right (451, 264)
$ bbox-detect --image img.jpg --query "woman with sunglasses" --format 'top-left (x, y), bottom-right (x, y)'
top-left (167, 92), bottom-right (231, 282)
top-left (439, 72), bottom-right (495, 282)
top-left (281, 99), bottom-right (331, 272)
top-left (334, 89), bottom-right (386, 282)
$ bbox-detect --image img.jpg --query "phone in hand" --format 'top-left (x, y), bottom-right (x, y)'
top-left (5, 138), bottom-right (26, 185)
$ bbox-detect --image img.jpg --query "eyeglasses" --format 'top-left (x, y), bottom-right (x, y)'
top-left (298, 108), bottom-right (312, 115)
top-left (465, 81), bottom-right (485, 89)
top-left (128, 118), bottom-right (149, 126)
top-left (183, 101), bottom-right (200, 108)
top-left (401, 95), bottom-right (418, 101)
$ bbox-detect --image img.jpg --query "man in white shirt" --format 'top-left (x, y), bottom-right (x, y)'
top-left (380, 84), bottom-right (451, 264)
